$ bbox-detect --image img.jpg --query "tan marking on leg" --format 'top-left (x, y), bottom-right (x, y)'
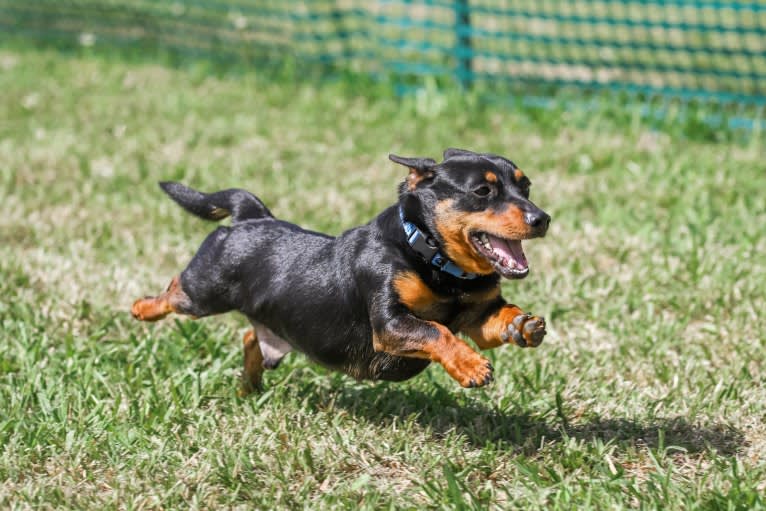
top-left (463, 304), bottom-right (524, 349)
top-left (374, 321), bottom-right (493, 388)
top-left (239, 329), bottom-right (264, 396)
top-left (131, 275), bottom-right (189, 322)
top-left (463, 304), bottom-right (545, 349)
top-left (418, 323), bottom-right (494, 388)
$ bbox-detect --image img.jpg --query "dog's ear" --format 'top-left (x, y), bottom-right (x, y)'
top-left (443, 148), bottom-right (475, 160)
top-left (389, 154), bottom-right (437, 190)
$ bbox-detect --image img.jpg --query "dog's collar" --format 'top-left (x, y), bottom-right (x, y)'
top-left (398, 206), bottom-right (478, 280)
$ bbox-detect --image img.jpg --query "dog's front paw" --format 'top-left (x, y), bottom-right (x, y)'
top-left (502, 314), bottom-right (546, 348)
top-left (445, 352), bottom-right (494, 388)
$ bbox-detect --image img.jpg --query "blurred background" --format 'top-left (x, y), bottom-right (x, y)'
top-left (1, 1), bottom-right (765, 509)
top-left (3, 0), bottom-right (766, 122)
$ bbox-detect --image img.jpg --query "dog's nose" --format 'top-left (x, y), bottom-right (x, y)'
top-left (524, 210), bottom-right (551, 232)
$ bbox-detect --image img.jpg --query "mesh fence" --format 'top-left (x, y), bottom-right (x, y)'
top-left (2, 0), bottom-right (765, 107)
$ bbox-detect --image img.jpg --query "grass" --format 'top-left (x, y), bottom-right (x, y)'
top-left (1, 46), bottom-right (765, 509)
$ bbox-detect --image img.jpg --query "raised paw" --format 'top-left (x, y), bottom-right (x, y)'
top-left (446, 352), bottom-right (495, 388)
top-left (502, 314), bottom-right (546, 348)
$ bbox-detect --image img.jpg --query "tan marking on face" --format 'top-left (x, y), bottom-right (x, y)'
top-left (406, 168), bottom-right (434, 191)
top-left (433, 200), bottom-right (535, 274)
top-left (514, 168), bottom-right (525, 181)
top-left (484, 171), bottom-right (498, 183)
top-left (433, 201), bottom-right (494, 275)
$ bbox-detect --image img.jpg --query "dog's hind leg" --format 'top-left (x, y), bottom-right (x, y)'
top-left (239, 322), bottom-right (292, 396)
top-left (131, 275), bottom-right (198, 321)
top-left (132, 226), bottom-right (245, 323)
top-left (239, 329), bottom-right (265, 396)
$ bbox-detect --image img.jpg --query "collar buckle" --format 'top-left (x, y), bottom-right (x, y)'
top-left (398, 206), bottom-right (478, 280)
top-left (406, 229), bottom-right (439, 262)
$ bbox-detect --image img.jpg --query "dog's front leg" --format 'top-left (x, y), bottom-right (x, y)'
top-left (372, 313), bottom-right (494, 388)
top-left (462, 299), bottom-right (546, 349)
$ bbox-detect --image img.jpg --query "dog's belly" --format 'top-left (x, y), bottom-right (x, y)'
top-left (252, 322), bottom-right (293, 368)
top-left (253, 321), bottom-right (431, 382)
top-left (350, 352), bottom-right (431, 382)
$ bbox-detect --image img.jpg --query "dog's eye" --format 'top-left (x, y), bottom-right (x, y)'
top-left (473, 185), bottom-right (493, 197)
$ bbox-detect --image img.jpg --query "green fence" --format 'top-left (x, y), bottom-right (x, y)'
top-left (2, 1), bottom-right (766, 108)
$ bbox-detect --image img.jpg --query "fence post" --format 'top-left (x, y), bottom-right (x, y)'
top-left (454, 0), bottom-right (472, 89)
top-left (330, 5), bottom-right (349, 64)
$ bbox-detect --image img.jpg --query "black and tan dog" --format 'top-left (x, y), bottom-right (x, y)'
top-left (132, 148), bottom-right (550, 394)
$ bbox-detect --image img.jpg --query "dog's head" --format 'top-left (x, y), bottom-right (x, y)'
top-left (392, 148), bottom-right (550, 279)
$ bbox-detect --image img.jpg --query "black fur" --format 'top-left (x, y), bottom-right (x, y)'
top-left (142, 149), bottom-right (550, 385)
top-left (159, 181), bottom-right (272, 223)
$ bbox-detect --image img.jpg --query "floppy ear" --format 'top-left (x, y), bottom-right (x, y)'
top-left (443, 147), bottom-right (475, 160)
top-left (389, 154), bottom-right (437, 190)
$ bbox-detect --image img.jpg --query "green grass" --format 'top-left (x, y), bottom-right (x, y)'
top-left (1, 46), bottom-right (765, 509)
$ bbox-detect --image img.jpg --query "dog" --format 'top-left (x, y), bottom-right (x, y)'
top-left (131, 148), bottom-right (550, 394)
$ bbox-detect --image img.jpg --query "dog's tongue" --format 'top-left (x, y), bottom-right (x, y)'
top-left (488, 235), bottom-right (528, 270)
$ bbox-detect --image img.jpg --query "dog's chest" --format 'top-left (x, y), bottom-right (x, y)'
top-left (393, 271), bottom-right (498, 325)
top-left (408, 295), bottom-right (456, 323)
top-left (410, 292), bottom-right (496, 327)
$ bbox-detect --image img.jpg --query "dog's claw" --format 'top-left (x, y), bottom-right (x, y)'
top-left (511, 314), bottom-right (530, 330)
top-left (512, 329), bottom-right (526, 347)
top-left (505, 314), bottom-right (546, 348)
top-left (455, 353), bottom-right (494, 389)
top-left (523, 316), bottom-right (546, 347)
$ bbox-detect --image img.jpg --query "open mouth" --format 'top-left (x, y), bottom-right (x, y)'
top-left (471, 232), bottom-right (529, 279)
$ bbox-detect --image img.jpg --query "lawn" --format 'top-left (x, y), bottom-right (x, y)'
top-left (1, 47), bottom-right (765, 509)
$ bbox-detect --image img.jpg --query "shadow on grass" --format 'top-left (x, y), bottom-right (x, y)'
top-left (308, 382), bottom-right (746, 456)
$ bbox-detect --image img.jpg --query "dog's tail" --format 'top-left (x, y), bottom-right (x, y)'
top-left (159, 182), bottom-right (273, 223)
